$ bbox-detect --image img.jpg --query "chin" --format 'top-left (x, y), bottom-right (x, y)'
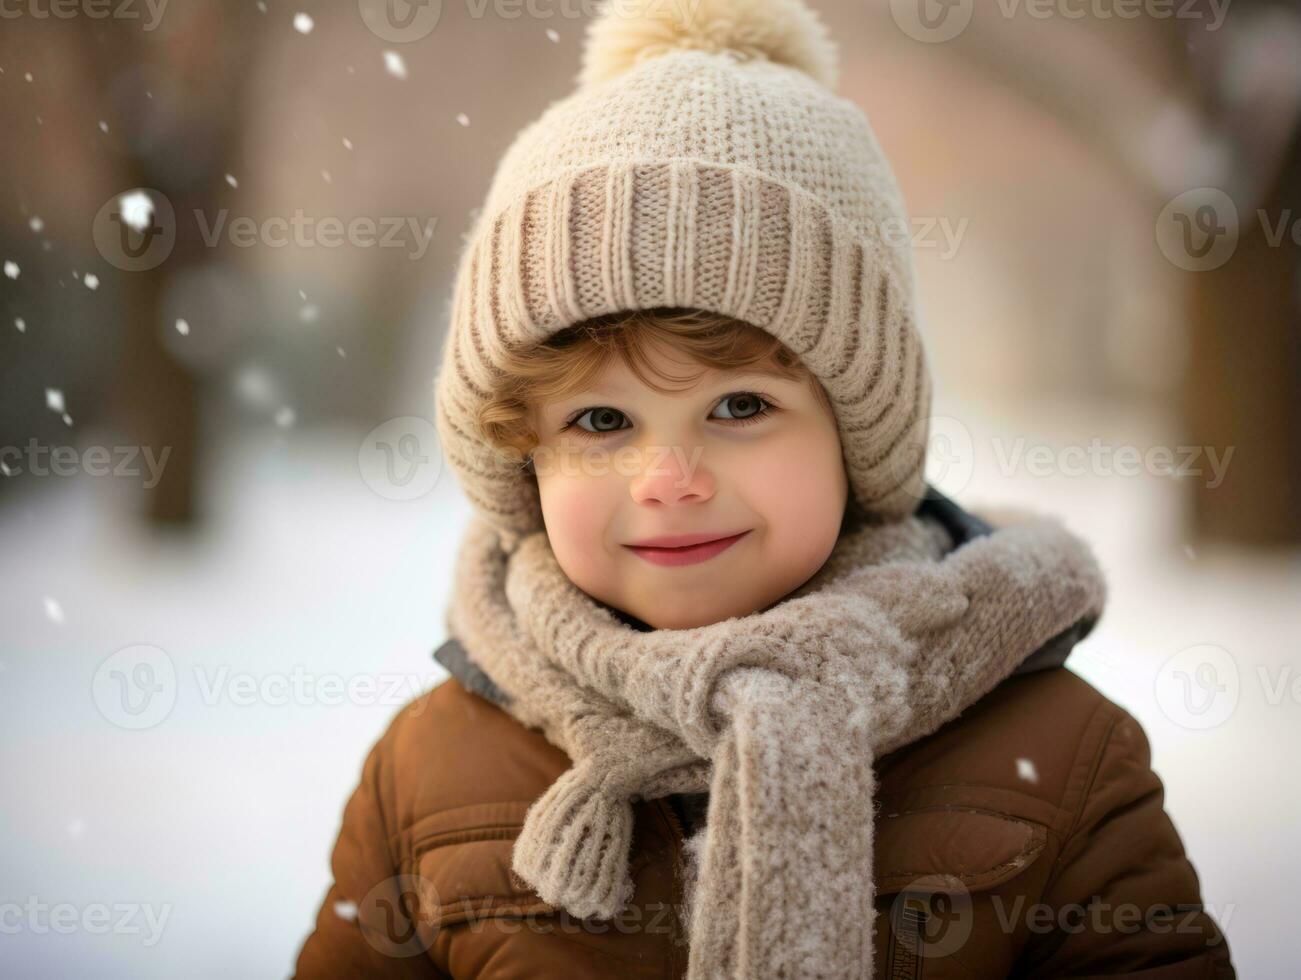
top-left (632, 593), bottom-right (753, 631)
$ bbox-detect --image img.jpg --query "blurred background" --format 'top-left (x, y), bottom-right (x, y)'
top-left (2, 0), bottom-right (1298, 976)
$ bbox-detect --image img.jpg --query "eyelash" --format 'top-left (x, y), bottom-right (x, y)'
top-left (560, 392), bottom-right (778, 441)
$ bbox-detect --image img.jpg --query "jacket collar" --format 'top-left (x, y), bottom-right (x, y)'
top-left (434, 485), bottom-right (1096, 708)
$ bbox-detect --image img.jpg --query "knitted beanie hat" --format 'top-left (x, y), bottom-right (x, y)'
top-left (434, 0), bottom-right (932, 546)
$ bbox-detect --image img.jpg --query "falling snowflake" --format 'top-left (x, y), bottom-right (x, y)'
top-left (4, 260), bottom-right (18, 279)
top-left (1015, 758), bottom-right (1039, 784)
top-left (84, 273), bottom-right (100, 290)
top-left (175, 318), bottom-right (190, 336)
top-left (45, 388), bottom-right (64, 412)
top-left (333, 899), bottom-right (358, 922)
top-left (62, 413), bottom-right (73, 426)
top-left (236, 364), bottom-right (277, 408)
top-left (342, 137), bottom-right (353, 150)
top-left (293, 12), bottom-right (314, 34)
top-left (118, 190), bottom-right (155, 232)
top-left (14, 317), bottom-right (25, 332)
top-left (275, 405), bottom-right (297, 428)
top-left (98, 120), bottom-right (109, 133)
top-left (456, 113), bottom-right (469, 127)
top-left (24, 71), bottom-right (33, 82)
top-left (383, 50), bottom-right (408, 80)
top-left (43, 596), bottom-right (64, 623)
top-left (546, 29), bottom-right (559, 42)
top-left (29, 215), bottom-right (44, 233)
top-left (1, 460), bottom-right (12, 476)
top-left (299, 304), bottom-right (319, 323)
top-left (1183, 544), bottom-right (1197, 560)
top-left (225, 174), bottom-right (239, 189)
top-left (321, 170), bottom-right (332, 183)
top-left (336, 346), bottom-right (346, 358)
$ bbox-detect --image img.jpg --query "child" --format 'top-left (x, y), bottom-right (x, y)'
top-left (295, 0), bottom-right (1235, 976)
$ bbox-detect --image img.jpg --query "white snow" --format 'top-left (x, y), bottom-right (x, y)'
top-left (42, 596), bottom-right (64, 623)
top-left (14, 317), bottom-right (25, 332)
top-left (45, 388), bottom-right (64, 412)
top-left (29, 216), bottom-right (43, 233)
top-left (332, 899), bottom-right (358, 922)
top-left (1015, 757), bottom-right (1039, 784)
top-left (274, 406), bottom-right (297, 429)
top-left (83, 273), bottom-right (99, 291)
top-left (235, 364), bottom-right (278, 409)
top-left (546, 29), bottom-right (559, 42)
top-left (118, 190), bottom-right (155, 232)
top-left (225, 174), bottom-right (239, 189)
top-left (456, 113), bottom-right (469, 127)
top-left (176, 318), bottom-right (190, 336)
top-left (383, 51), bottom-right (408, 80)
top-left (4, 260), bottom-right (19, 279)
top-left (293, 12), bottom-right (314, 34)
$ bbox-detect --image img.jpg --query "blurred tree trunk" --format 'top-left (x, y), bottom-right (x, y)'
top-left (1182, 30), bottom-right (1301, 547)
top-left (1184, 135), bottom-right (1301, 546)
top-left (85, 8), bottom-right (265, 524)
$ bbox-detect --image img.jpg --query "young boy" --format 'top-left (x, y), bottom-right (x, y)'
top-left (295, 0), bottom-right (1235, 976)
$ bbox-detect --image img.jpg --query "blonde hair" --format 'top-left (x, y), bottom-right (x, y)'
top-left (478, 306), bottom-right (833, 460)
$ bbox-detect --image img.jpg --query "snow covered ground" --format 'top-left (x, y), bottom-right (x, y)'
top-left (1, 408), bottom-right (1294, 977)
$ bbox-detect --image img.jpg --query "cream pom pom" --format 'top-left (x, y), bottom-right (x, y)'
top-left (577, 0), bottom-right (839, 90)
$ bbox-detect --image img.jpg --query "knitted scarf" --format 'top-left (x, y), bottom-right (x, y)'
top-left (443, 502), bottom-right (1107, 979)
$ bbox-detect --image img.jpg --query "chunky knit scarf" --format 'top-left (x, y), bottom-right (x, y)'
top-left (443, 502), bottom-right (1107, 979)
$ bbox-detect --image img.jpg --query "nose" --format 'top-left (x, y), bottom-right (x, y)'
top-left (628, 443), bottom-right (715, 507)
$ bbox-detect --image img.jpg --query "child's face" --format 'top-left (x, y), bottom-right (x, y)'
top-left (528, 338), bottom-right (849, 629)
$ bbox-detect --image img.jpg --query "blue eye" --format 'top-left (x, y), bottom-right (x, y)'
top-left (570, 406), bottom-right (629, 435)
top-left (711, 392), bottom-right (768, 421)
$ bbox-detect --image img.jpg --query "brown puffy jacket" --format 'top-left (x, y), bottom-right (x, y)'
top-left (295, 500), bottom-right (1235, 979)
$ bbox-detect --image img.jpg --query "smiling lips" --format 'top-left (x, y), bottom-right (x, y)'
top-left (622, 530), bottom-right (752, 567)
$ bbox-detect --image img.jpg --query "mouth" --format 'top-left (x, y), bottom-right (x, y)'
top-left (622, 530), bottom-right (752, 568)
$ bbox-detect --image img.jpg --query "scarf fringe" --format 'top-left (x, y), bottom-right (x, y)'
top-left (512, 761), bottom-right (637, 920)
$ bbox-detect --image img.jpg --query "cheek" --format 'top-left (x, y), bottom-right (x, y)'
top-left (738, 416), bottom-right (848, 546)
top-left (535, 471), bottom-right (616, 576)
top-left (739, 424), bottom-right (845, 521)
